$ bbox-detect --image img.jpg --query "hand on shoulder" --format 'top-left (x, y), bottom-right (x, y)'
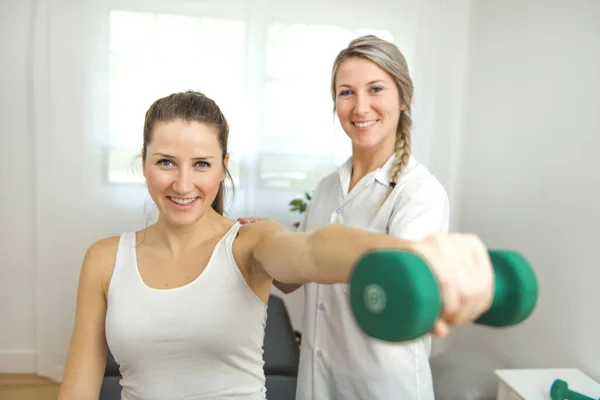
top-left (237, 216), bottom-right (268, 224)
top-left (238, 218), bottom-right (288, 240)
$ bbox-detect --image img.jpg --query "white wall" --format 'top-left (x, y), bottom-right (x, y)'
top-left (447, 0), bottom-right (600, 382)
top-left (415, 0), bottom-right (473, 233)
top-left (0, 0), bottom-right (38, 373)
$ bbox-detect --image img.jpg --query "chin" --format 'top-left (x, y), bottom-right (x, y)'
top-left (353, 136), bottom-right (384, 149)
top-left (158, 203), bottom-right (210, 227)
top-left (172, 215), bottom-right (201, 225)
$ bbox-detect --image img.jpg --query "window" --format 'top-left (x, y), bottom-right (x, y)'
top-left (106, 8), bottom-right (393, 216)
top-left (107, 10), bottom-right (246, 184)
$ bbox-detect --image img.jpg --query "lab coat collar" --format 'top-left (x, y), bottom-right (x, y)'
top-left (338, 153), bottom-right (412, 189)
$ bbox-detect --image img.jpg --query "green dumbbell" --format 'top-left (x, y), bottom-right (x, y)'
top-left (349, 249), bottom-right (538, 342)
top-left (550, 379), bottom-right (599, 400)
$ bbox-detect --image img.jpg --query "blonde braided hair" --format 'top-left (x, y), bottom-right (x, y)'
top-left (331, 35), bottom-right (414, 209)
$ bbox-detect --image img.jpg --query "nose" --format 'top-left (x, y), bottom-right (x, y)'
top-left (353, 92), bottom-right (371, 116)
top-left (172, 169), bottom-right (194, 194)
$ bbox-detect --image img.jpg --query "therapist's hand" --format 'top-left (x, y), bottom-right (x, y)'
top-left (412, 233), bottom-right (495, 337)
top-left (238, 216), bottom-right (268, 224)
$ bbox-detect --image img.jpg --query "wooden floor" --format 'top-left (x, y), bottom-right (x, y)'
top-left (0, 374), bottom-right (60, 400)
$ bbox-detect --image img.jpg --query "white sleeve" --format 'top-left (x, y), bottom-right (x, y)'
top-left (388, 177), bottom-right (450, 240)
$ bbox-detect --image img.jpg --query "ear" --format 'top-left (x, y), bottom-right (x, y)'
top-left (222, 154), bottom-right (230, 181)
top-left (400, 103), bottom-right (407, 111)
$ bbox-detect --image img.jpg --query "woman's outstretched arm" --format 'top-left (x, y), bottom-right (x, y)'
top-left (249, 220), bottom-right (494, 334)
top-left (251, 221), bottom-right (411, 285)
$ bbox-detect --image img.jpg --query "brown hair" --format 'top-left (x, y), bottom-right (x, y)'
top-left (142, 90), bottom-right (234, 215)
top-left (331, 35), bottom-right (414, 206)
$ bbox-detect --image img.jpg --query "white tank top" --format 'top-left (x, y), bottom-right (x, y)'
top-left (105, 222), bottom-right (268, 400)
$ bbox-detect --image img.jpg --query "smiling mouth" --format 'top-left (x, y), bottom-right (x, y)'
top-left (352, 120), bottom-right (378, 128)
top-left (167, 196), bottom-right (198, 206)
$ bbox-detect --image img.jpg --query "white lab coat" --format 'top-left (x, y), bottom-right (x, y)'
top-left (295, 154), bottom-right (449, 400)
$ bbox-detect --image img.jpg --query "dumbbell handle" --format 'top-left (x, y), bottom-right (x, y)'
top-left (349, 249), bottom-right (539, 342)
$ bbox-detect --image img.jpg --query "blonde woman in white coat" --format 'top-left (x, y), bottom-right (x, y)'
top-left (243, 35), bottom-right (452, 400)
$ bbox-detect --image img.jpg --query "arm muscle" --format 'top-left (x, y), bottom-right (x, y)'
top-left (251, 221), bottom-right (413, 285)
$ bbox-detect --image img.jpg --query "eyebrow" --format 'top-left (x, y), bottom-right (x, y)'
top-left (338, 80), bottom-right (387, 88)
top-left (152, 152), bottom-right (216, 160)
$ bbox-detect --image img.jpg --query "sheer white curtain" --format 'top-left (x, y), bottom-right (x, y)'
top-left (27, 0), bottom-right (467, 380)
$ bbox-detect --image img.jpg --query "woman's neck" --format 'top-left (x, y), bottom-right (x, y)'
top-left (148, 209), bottom-right (224, 256)
top-left (349, 143), bottom-right (395, 190)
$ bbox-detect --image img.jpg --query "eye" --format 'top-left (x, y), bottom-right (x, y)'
top-left (157, 159), bottom-right (173, 167)
top-left (338, 90), bottom-right (353, 97)
top-left (195, 161), bottom-right (211, 168)
top-left (371, 86), bottom-right (384, 93)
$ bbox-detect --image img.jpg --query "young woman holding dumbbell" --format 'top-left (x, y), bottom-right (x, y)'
top-left (58, 90), bottom-right (495, 400)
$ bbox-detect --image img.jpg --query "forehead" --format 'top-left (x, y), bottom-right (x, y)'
top-left (149, 119), bottom-right (221, 153)
top-left (335, 57), bottom-right (393, 86)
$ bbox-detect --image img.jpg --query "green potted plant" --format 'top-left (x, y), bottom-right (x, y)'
top-left (288, 192), bottom-right (312, 229)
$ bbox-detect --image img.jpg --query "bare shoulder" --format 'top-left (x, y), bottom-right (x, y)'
top-left (86, 235), bottom-right (120, 257)
top-left (84, 236), bottom-right (121, 266)
top-left (233, 220), bottom-right (290, 270)
top-left (239, 219), bottom-right (290, 240)
top-left (80, 235), bottom-right (121, 296)
top-left (235, 220), bottom-right (289, 253)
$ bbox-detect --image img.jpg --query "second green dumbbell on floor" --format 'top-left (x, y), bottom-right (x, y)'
top-left (349, 249), bottom-right (539, 342)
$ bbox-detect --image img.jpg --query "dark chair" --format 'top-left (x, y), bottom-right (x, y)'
top-left (262, 294), bottom-right (301, 398)
top-left (99, 350), bottom-right (122, 400)
top-left (99, 294), bottom-right (301, 400)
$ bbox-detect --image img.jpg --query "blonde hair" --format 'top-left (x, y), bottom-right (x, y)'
top-left (331, 35), bottom-right (414, 206)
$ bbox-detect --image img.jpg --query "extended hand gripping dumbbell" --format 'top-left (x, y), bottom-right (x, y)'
top-left (349, 249), bottom-right (539, 342)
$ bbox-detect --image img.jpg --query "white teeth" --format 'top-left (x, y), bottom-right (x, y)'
top-left (170, 197), bottom-right (195, 205)
top-left (353, 120), bottom-right (377, 128)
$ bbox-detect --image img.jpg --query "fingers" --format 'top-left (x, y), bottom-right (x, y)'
top-left (417, 234), bottom-right (463, 326)
top-left (417, 232), bottom-right (494, 335)
top-left (460, 234), bottom-right (494, 322)
top-left (444, 234), bottom-right (493, 327)
top-left (442, 235), bottom-right (482, 325)
top-left (432, 320), bottom-right (449, 338)
top-left (237, 216), bottom-right (266, 224)
top-left (436, 264), bottom-right (461, 325)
